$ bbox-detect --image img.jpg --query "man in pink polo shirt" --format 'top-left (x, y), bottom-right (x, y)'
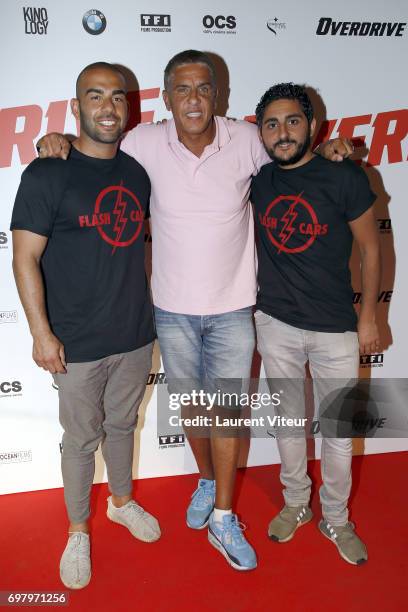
top-left (123, 54), bottom-right (268, 572)
top-left (37, 50), bottom-right (352, 571)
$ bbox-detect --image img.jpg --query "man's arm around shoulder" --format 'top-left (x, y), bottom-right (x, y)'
top-left (36, 119), bottom-right (162, 160)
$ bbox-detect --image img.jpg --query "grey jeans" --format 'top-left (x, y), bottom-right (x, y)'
top-left (255, 311), bottom-right (359, 525)
top-left (53, 342), bottom-right (153, 524)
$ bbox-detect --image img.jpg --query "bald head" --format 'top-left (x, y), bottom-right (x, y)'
top-left (76, 62), bottom-right (126, 98)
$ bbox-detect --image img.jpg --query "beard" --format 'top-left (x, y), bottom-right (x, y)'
top-left (265, 131), bottom-right (311, 166)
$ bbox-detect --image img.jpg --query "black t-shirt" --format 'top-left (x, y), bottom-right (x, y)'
top-left (11, 147), bottom-right (155, 362)
top-left (251, 156), bottom-right (376, 332)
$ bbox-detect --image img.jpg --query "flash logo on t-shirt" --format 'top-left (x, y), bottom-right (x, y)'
top-left (78, 181), bottom-right (144, 254)
top-left (258, 192), bottom-right (328, 254)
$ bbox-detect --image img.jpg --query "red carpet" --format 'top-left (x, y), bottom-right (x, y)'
top-left (0, 452), bottom-right (407, 612)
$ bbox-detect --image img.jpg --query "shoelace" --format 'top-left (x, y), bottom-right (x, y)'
top-left (121, 500), bottom-right (146, 518)
top-left (68, 532), bottom-right (88, 552)
top-left (222, 516), bottom-right (247, 547)
top-left (191, 483), bottom-right (214, 509)
top-left (66, 533), bottom-right (89, 583)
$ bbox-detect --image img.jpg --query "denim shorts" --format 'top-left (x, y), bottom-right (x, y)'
top-left (154, 306), bottom-right (255, 399)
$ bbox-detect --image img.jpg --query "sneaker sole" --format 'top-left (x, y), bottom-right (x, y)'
top-left (186, 508), bottom-right (213, 530)
top-left (318, 521), bottom-right (367, 566)
top-left (208, 529), bottom-right (257, 571)
top-left (186, 518), bottom-right (210, 530)
top-left (107, 509), bottom-right (161, 543)
top-left (60, 572), bottom-right (91, 590)
top-left (268, 514), bottom-right (313, 543)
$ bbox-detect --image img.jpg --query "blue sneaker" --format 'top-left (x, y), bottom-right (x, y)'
top-left (208, 513), bottom-right (257, 571)
top-left (186, 478), bottom-right (215, 529)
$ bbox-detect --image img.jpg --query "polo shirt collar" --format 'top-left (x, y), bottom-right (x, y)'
top-left (167, 115), bottom-right (231, 152)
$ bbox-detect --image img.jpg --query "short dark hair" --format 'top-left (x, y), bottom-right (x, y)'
top-left (164, 50), bottom-right (216, 90)
top-left (255, 83), bottom-right (313, 127)
top-left (75, 62), bottom-right (126, 97)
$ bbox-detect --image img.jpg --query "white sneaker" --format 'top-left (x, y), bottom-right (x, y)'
top-left (107, 496), bottom-right (161, 542)
top-left (59, 532), bottom-right (91, 590)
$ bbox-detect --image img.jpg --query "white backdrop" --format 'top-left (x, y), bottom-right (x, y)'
top-left (1, 0), bottom-right (407, 495)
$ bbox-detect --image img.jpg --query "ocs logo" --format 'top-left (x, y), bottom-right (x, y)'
top-left (202, 15), bottom-right (236, 30)
top-left (82, 9), bottom-right (106, 35)
top-left (0, 381), bottom-right (22, 394)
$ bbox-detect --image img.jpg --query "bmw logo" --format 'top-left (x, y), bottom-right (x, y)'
top-left (82, 9), bottom-right (107, 35)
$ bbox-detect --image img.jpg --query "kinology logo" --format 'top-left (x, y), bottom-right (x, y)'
top-left (140, 14), bottom-right (171, 32)
top-left (202, 15), bottom-right (236, 34)
top-left (82, 9), bottom-right (106, 35)
top-left (78, 181), bottom-right (144, 254)
top-left (259, 193), bottom-right (328, 254)
top-left (23, 7), bottom-right (48, 34)
top-left (267, 17), bottom-right (286, 35)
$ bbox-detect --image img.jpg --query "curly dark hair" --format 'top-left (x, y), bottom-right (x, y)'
top-left (255, 83), bottom-right (313, 127)
top-left (164, 50), bottom-right (216, 90)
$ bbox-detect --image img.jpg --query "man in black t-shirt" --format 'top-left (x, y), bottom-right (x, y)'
top-left (251, 83), bottom-right (381, 565)
top-left (10, 63), bottom-right (159, 589)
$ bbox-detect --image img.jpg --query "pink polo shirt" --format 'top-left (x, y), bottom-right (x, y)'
top-left (121, 116), bottom-right (270, 315)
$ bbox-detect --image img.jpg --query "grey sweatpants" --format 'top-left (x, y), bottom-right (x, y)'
top-left (255, 312), bottom-right (359, 526)
top-left (53, 342), bottom-right (153, 524)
